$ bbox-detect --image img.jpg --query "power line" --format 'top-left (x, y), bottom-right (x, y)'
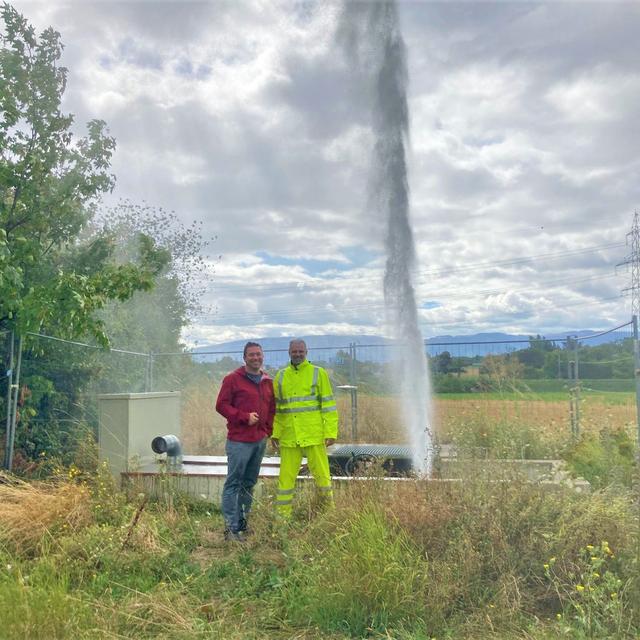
top-left (208, 241), bottom-right (624, 296)
top-left (573, 321), bottom-right (632, 341)
top-left (194, 271), bottom-right (623, 322)
top-left (23, 332), bottom-right (150, 357)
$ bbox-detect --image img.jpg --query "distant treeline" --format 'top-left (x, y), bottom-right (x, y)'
top-left (196, 337), bottom-right (636, 395)
top-left (430, 376), bottom-right (634, 394)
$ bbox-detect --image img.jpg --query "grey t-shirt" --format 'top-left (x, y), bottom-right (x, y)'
top-left (245, 372), bottom-right (262, 385)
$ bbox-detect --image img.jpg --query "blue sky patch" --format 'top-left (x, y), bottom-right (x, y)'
top-left (256, 251), bottom-right (349, 274)
top-left (257, 245), bottom-right (381, 275)
top-left (341, 245), bottom-right (381, 268)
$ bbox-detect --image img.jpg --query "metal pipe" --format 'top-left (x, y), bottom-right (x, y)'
top-left (151, 434), bottom-right (182, 468)
top-left (337, 385), bottom-right (358, 442)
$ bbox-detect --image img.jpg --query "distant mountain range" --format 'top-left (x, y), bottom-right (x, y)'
top-left (192, 330), bottom-right (630, 366)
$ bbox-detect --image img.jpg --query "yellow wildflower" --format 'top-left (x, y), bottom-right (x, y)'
top-left (576, 585), bottom-right (585, 592)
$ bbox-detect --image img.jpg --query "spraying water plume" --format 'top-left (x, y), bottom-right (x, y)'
top-left (338, 1), bottom-right (434, 475)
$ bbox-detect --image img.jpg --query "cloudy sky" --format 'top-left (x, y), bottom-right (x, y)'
top-left (11, 0), bottom-right (640, 345)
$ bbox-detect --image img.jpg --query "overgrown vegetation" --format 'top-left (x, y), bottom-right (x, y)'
top-left (0, 463), bottom-right (638, 639)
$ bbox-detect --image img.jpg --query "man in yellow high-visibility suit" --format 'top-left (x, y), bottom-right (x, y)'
top-left (271, 339), bottom-right (338, 517)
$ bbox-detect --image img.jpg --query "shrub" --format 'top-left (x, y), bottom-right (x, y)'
top-left (564, 428), bottom-right (637, 488)
top-left (432, 374), bottom-right (480, 393)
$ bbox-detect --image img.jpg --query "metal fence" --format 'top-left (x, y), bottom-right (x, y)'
top-left (2, 319), bottom-right (639, 467)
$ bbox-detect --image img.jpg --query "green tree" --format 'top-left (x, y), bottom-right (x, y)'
top-left (517, 335), bottom-right (558, 377)
top-left (0, 5), bottom-right (171, 465)
top-left (435, 350), bottom-right (452, 374)
top-left (0, 4), bottom-right (163, 344)
top-left (479, 353), bottom-right (525, 392)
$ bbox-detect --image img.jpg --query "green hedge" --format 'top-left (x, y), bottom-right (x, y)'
top-left (432, 376), bottom-right (635, 394)
top-left (524, 379), bottom-right (635, 393)
top-left (431, 375), bottom-right (480, 393)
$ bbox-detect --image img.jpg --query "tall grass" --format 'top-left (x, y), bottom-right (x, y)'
top-left (0, 469), bottom-right (638, 639)
top-left (0, 560), bottom-right (95, 640)
top-left (281, 504), bottom-right (428, 635)
top-left (0, 472), bottom-right (92, 555)
top-left (3, 383), bottom-right (638, 639)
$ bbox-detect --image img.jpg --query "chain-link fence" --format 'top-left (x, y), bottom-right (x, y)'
top-left (1, 321), bottom-right (638, 467)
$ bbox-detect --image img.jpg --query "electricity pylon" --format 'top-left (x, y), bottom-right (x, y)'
top-left (620, 211), bottom-right (640, 317)
top-left (618, 212), bottom-right (640, 455)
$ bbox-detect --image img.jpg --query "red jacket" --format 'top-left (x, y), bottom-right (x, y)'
top-left (215, 367), bottom-right (275, 442)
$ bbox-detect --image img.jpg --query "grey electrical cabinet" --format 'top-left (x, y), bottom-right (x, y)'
top-left (97, 392), bottom-right (181, 480)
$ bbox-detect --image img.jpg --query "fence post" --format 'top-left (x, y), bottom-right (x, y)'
top-left (349, 342), bottom-right (358, 441)
top-left (3, 331), bottom-right (14, 470)
top-left (567, 335), bottom-right (580, 438)
top-left (145, 353), bottom-right (154, 393)
top-left (6, 334), bottom-right (23, 471)
top-left (574, 337), bottom-right (580, 437)
top-left (633, 316), bottom-right (640, 448)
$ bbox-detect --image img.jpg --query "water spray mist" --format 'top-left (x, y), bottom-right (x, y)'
top-left (339, 1), bottom-right (434, 475)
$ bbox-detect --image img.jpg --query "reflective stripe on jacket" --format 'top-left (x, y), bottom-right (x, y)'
top-left (272, 359), bottom-right (338, 447)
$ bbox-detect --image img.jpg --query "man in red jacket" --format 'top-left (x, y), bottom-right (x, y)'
top-left (216, 342), bottom-right (275, 541)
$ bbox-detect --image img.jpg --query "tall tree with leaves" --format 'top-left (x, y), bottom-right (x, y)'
top-left (0, 4), bottom-right (167, 468)
top-left (0, 3), bottom-right (164, 344)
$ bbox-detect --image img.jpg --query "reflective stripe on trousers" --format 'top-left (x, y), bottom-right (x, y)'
top-left (276, 443), bottom-right (333, 518)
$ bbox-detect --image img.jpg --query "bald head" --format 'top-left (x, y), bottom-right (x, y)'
top-left (289, 339), bottom-right (307, 366)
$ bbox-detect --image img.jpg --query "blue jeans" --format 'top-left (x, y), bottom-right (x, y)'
top-left (222, 438), bottom-right (267, 533)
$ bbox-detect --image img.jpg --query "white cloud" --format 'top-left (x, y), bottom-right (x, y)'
top-left (9, 0), bottom-right (640, 343)
top-left (546, 66), bottom-right (640, 124)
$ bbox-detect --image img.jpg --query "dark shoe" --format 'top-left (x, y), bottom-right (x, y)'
top-left (238, 517), bottom-right (249, 534)
top-left (224, 529), bottom-right (246, 542)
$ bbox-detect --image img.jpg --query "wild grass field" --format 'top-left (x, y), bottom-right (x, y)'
top-left (0, 463), bottom-right (638, 639)
top-left (182, 384), bottom-right (637, 461)
top-left (1, 386), bottom-right (638, 639)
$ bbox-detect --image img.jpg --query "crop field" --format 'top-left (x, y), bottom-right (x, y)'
top-left (181, 385), bottom-right (638, 459)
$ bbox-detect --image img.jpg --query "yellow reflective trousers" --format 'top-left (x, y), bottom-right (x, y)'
top-left (275, 443), bottom-right (333, 518)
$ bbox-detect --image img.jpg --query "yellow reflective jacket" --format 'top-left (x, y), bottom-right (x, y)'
top-left (272, 359), bottom-right (339, 447)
